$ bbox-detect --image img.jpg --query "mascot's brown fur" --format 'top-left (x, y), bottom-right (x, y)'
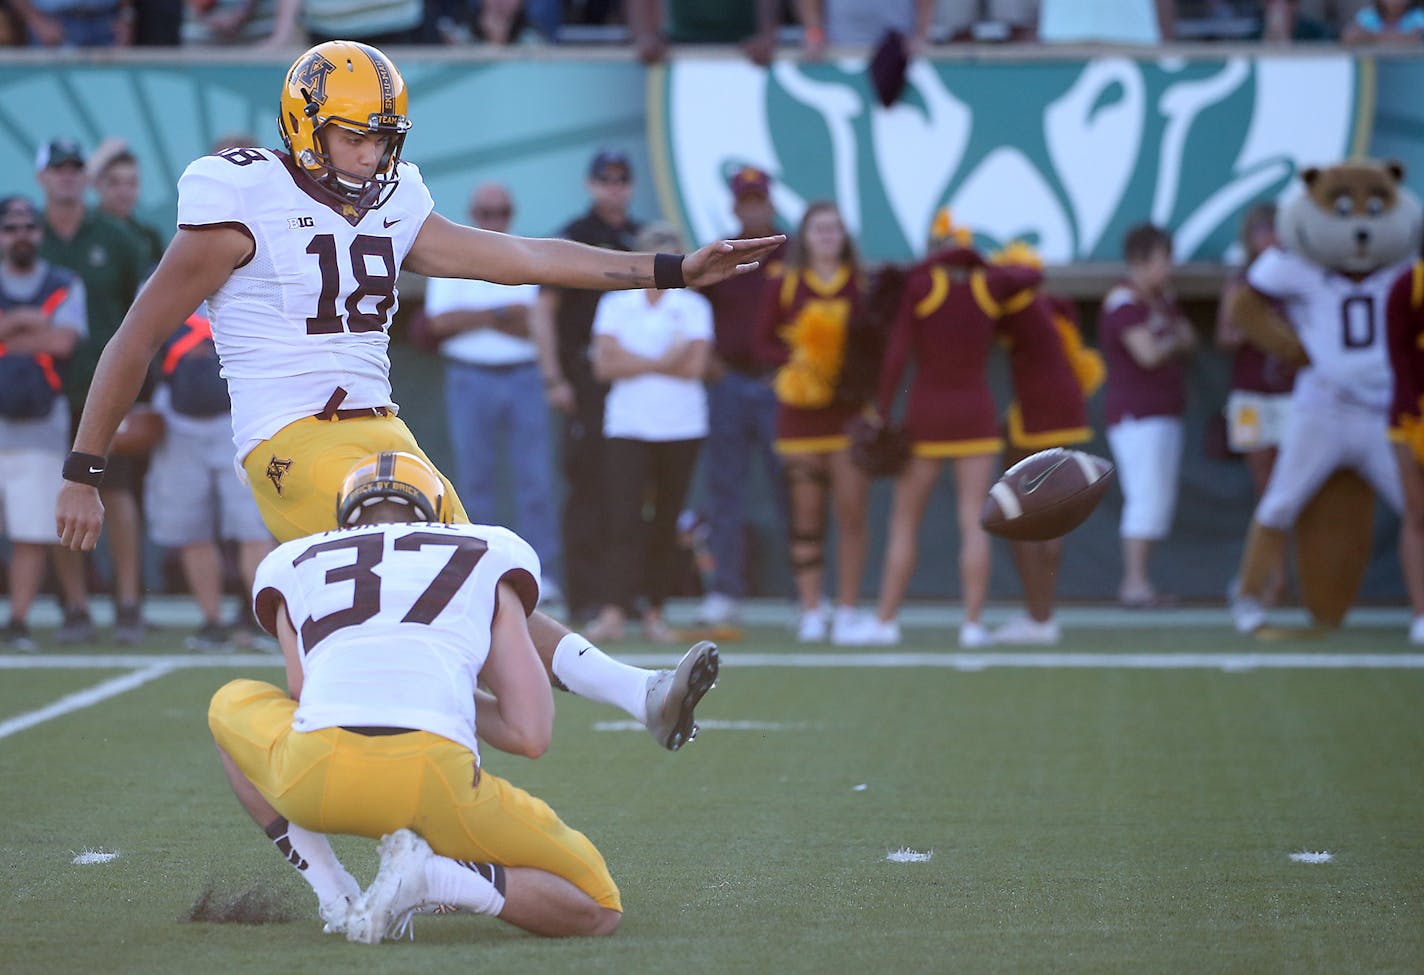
top-left (1230, 160), bottom-right (1422, 629)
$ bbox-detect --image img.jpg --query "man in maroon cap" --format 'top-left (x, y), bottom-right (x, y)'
top-left (693, 166), bottom-right (788, 627)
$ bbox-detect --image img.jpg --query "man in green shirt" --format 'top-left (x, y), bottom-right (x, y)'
top-left (37, 137), bottom-right (150, 645)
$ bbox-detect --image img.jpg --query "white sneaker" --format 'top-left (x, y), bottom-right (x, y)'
top-left (1410, 616), bottom-right (1424, 645)
top-left (345, 830), bottom-right (433, 945)
top-left (839, 617), bottom-right (901, 646)
top-left (993, 614), bottom-right (1060, 646)
top-left (696, 592), bottom-right (739, 626)
top-left (831, 606), bottom-right (868, 645)
top-left (959, 621), bottom-right (995, 648)
top-left (1232, 596), bottom-right (1266, 634)
top-left (796, 606), bottom-right (829, 643)
top-left (644, 640), bottom-right (719, 751)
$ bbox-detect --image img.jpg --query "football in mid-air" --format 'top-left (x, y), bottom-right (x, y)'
top-left (981, 448), bottom-right (1114, 541)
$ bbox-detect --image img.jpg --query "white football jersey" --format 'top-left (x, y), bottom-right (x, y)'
top-left (252, 521), bottom-right (541, 758)
top-left (1248, 247), bottom-right (1409, 410)
top-left (175, 148), bottom-right (435, 461)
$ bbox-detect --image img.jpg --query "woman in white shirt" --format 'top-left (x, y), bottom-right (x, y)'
top-left (585, 223), bottom-right (713, 642)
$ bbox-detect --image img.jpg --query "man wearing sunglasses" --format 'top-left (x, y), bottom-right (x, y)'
top-left (423, 182), bottom-right (563, 608)
top-left (0, 195), bottom-right (91, 651)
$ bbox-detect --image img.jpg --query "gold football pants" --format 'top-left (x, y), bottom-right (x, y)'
top-left (241, 414), bottom-right (469, 542)
top-left (209, 679), bottom-right (620, 911)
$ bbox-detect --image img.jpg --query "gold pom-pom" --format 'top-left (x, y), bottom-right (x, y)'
top-left (991, 240), bottom-right (1044, 270)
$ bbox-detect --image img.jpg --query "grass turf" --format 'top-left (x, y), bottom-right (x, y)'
top-left (1, 624), bottom-right (1421, 974)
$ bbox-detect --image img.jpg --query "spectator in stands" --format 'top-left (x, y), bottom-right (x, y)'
top-left (1038, 0), bottom-right (1174, 43)
top-left (693, 166), bottom-right (788, 628)
top-left (0, 196), bottom-right (91, 651)
top-left (584, 222), bottom-right (712, 642)
top-left (797, 0), bottom-right (934, 55)
top-left (756, 200), bottom-right (871, 644)
top-left (37, 137), bottom-right (150, 643)
top-left (1216, 202), bottom-right (1294, 608)
top-left (88, 138), bottom-right (164, 271)
top-left (180, 0), bottom-right (288, 45)
top-left (8, 0), bottom-right (132, 46)
top-left (1100, 223), bottom-right (1195, 608)
top-left (425, 182), bottom-right (562, 603)
top-left (628, 0), bottom-right (779, 65)
top-left (532, 148), bottom-right (641, 625)
top-left (270, 0), bottom-right (422, 46)
top-left (1342, 0), bottom-right (1424, 43)
top-left (1258, 0), bottom-right (1337, 40)
top-left (931, 0), bottom-right (1036, 42)
top-left (145, 308), bottom-right (275, 652)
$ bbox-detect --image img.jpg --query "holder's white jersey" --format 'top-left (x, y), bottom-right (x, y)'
top-left (253, 521), bottom-right (541, 758)
top-left (175, 148), bottom-right (435, 462)
top-left (1248, 247), bottom-right (1409, 410)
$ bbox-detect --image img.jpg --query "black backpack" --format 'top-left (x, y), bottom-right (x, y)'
top-left (161, 315), bottom-right (230, 417)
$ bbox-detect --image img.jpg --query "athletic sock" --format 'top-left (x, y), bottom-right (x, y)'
top-left (551, 632), bottom-right (653, 723)
top-left (265, 818), bottom-right (360, 909)
top-left (425, 856), bottom-right (507, 916)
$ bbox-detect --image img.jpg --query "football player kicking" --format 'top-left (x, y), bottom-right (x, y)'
top-left (54, 40), bottom-right (780, 746)
top-left (211, 451), bottom-right (622, 941)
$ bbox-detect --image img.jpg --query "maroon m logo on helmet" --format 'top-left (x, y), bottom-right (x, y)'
top-left (292, 52), bottom-right (337, 106)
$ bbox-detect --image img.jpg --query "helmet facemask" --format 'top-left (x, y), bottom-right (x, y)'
top-left (302, 110), bottom-right (410, 212)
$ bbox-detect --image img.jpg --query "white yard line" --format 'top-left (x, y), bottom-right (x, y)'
top-left (0, 664), bottom-right (175, 740)
top-left (2, 652), bottom-right (1423, 671)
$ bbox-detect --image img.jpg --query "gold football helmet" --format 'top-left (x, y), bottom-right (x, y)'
top-left (278, 40), bottom-right (412, 210)
top-left (337, 451), bottom-right (450, 526)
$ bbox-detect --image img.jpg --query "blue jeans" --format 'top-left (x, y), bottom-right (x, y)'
top-left (701, 371), bottom-right (785, 598)
top-left (444, 360), bottom-right (561, 585)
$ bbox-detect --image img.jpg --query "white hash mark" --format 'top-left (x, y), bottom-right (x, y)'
top-left (72, 849), bottom-right (119, 865)
top-left (886, 848), bottom-right (933, 863)
top-left (1289, 851), bottom-right (1333, 863)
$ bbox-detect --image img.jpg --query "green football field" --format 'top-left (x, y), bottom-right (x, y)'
top-left (3, 619), bottom-right (1422, 975)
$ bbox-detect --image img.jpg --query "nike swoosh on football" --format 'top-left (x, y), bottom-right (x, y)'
top-left (1020, 455), bottom-right (1071, 495)
top-left (384, 217), bottom-right (401, 228)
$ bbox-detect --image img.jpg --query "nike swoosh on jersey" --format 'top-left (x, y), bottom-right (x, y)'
top-left (1020, 455), bottom-right (1071, 495)
top-left (384, 217), bottom-right (401, 228)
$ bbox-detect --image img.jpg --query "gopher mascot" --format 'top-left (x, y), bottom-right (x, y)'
top-left (1229, 159), bottom-right (1423, 634)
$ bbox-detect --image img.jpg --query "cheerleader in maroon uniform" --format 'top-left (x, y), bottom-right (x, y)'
top-left (756, 201), bottom-right (870, 643)
top-left (1384, 258), bottom-right (1424, 643)
top-left (856, 213), bottom-right (1039, 648)
top-left (990, 242), bottom-right (1101, 645)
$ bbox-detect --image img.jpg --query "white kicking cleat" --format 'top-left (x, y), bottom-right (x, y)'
top-left (319, 894), bottom-right (354, 935)
top-left (645, 641), bottom-right (720, 751)
top-left (345, 829), bottom-right (432, 945)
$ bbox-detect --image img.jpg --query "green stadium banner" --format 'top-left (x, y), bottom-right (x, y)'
top-left (652, 53), bottom-right (1368, 262)
top-left (0, 51), bottom-right (1391, 261)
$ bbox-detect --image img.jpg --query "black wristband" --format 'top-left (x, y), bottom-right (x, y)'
top-left (654, 252), bottom-right (686, 290)
top-left (62, 451), bottom-right (107, 488)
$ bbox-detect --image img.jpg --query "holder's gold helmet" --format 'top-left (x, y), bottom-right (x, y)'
top-left (337, 451), bottom-right (450, 527)
top-left (278, 40), bottom-right (412, 212)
